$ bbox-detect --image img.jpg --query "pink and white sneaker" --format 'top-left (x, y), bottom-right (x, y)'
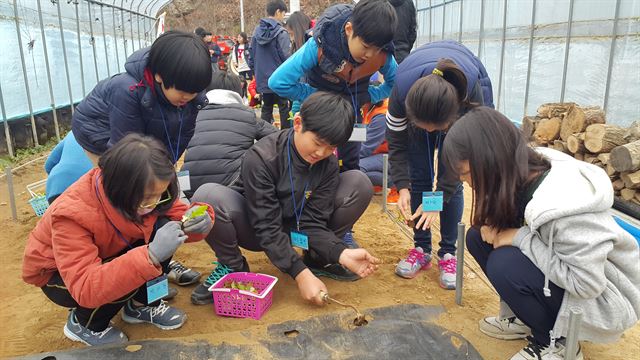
top-left (438, 253), bottom-right (457, 290)
top-left (395, 247), bottom-right (432, 279)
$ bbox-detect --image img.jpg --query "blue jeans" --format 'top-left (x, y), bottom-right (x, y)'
top-left (359, 153), bottom-right (392, 187)
top-left (408, 128), bottom-right (463, 258)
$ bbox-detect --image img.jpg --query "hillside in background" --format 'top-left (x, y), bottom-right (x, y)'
top-left (164, 0), bottom-right (350, 36)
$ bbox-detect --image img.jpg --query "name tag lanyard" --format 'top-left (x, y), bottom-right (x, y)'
top-left (159, 107), bottom-right (184, 164)
top-left (425, 131), bottom-right (443, 191)
top-left (94, 174), bottom-right (134, 249)
top-left (287, 131), bottom-right (311, 231)
top-left (346, 77), bottom-right (359, 123)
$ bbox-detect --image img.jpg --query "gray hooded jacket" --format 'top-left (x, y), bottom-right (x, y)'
top-left (512, 147), bottom-right (640, 343)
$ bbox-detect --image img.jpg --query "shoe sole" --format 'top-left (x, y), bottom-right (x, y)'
top-left (395, 263), bottom-right (432, 279)
top-left (190, 294), bottom-right (214, 305)
top-left (439, 282), bottom-right (456, 290)
top-left (121, 313), bottom-right (187, 330)
top-left (478, 322), bottom-right (530, 340)
top-left (63, 324), bottom-right (129, 346)
top-left (168, 274), bottom-right (201, 286)
top-left (172, 278), bottom-right (200, 286)
top-left (63, 324), bottom-right (92, 346)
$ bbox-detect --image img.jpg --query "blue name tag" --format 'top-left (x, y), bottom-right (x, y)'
top-left (146, 275), bottom-right (169, 303)
top-left (422, 191), bottom-right (444, 212)
top-left (291, 230), bottom-right (309, 250)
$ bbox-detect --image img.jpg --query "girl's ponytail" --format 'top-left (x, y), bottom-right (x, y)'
top-left (406, 59), bottom-right (473, 127)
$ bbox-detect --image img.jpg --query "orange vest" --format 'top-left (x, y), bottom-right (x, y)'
top-left (362, 99), bottom-right (389, 155)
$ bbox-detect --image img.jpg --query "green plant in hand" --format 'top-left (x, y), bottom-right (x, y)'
top-left (181, 205), bottom-right (208, 223)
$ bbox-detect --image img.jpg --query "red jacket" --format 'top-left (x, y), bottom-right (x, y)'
top-left (22, 168), bottom-right (214, 308)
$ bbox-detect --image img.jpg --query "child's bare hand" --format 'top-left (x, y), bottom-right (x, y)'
top-left (411, 206), bottom-right (439, 231)
top-left (397, 188), bottom-right (412, 223)
top-left (295, 269), bottom-right (328, 306)
top-left (339, 249), bottom-right (380, 278)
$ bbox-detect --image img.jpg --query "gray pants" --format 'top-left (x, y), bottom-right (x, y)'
top-left (192, 170), bottom-right (374, 271)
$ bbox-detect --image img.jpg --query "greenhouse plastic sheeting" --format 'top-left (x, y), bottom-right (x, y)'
top-left (2, 0), bottom-right (639, 126)
top-left (0, 0), bottom-right (171, 121)
top-left (415, 0), bottom-right (639, 127)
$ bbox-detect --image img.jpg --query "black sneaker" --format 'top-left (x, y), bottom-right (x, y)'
top-left (511, 336), bottom-right (584, 360)
top-left (167, 260), bottom-right (201, 286)
top-left (303, 253), bottom-right (360, 282)
top-left (162, 287), bottom-right (178, 301)
top-left (190, 259), bottom-right (250, 305)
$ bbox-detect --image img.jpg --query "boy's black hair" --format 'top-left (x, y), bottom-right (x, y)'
top-left (148, 31), bottom-right (212, 93)
top-left (206, 71), bottom-right (243, 96)
top-left (299, 92), bottom-right (355, 146)
top-left (351, 0), bottom-right (397, 48)
top-left (98, 134), bottom-right (179, 224)
top-left (266, 0), bottom-right (287, 16)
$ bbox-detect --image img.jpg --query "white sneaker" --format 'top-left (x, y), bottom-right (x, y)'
top-left (479, 316), bottom-right (531, 340)
top-left (511, 337), bottom-right (583, 360)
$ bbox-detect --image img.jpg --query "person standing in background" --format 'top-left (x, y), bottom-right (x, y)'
top-left (196, 27), bottom-right (222, 72)
top-left (286, 11), bottom-right (313, 54)
top-left (248, 0), bottom-right (291, 127)
top-left (388, 0), bottom-right (417, 64)
top-left (285, 11), bottom-right (314, 119)
top-left (230, 32), bottom-right (253, 99)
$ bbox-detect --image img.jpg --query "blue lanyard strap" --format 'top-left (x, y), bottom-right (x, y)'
top-left (345, 71), bottom-right (359, 123)
top-left (94, 174), bottom-right (133, 249)
top-left (287, 131), bottom-right (311, 230)
top-left (425, 131), bottom-right (442, 192)
top-left (158, 107), bottom-right (184, 164)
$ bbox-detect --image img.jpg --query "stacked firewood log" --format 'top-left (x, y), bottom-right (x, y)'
top-left (523, 103), bottom-right (640, 205)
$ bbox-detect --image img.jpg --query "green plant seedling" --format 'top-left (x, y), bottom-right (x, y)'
top-left (181, 205), bottom-right (208, 223)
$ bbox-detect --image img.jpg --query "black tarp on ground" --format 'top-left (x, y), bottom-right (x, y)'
top-left (16, 304), bottom-right (483, 360)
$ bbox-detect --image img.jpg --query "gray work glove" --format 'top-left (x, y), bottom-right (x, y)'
top-left (182, 208), bottom-right (213, 235)
top-left (148, 221), bottom-right (188, 265)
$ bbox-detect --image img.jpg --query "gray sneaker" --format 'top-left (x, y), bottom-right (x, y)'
top-left (438, 253), bottom-right (457, 290)
top-left (63, 310), bottom-right (128, 346)
top-left (395, 247), bottom-right (432, 279)
top-left (121, 300), bottom-right (186, 330)
top-left (167, 260), bottom-right (201, 286)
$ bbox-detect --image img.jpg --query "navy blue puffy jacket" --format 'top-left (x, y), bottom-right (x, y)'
top-left (72, 48), bottom-right (208, 162)
top-left (248, 18), bottom-right (290, 94)
top-left (388, 40), bottom-right (494, 120)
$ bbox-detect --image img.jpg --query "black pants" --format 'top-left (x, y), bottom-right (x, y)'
top-left (238, 71), bottom-right (252, 99)
top-left (192, 170), bottom-right (373, 271)
top-left (466, 227), bottom-right (565, 345)
top-left (41, 219), bottom-right (172, 332)
top-left (261, 92), bottom-right (290, 128)
top-left (337, 141), bottom-right (361, 172)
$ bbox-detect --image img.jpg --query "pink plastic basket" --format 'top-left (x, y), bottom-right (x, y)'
top-left (208, 272), bottom-right (278, 320)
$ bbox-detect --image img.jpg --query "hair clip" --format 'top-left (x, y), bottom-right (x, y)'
top-left (432, 68), bottom-right (444, 77)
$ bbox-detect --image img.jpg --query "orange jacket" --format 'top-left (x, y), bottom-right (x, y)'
top-left (362, 99), bottom-right (389, 155)
top-left (22, 168), bottom-right (214, 308)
